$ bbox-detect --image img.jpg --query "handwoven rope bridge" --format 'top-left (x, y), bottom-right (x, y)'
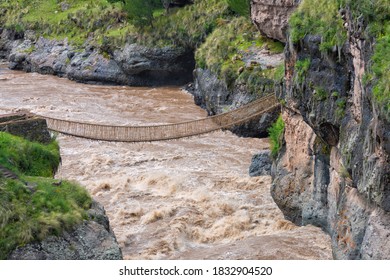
top-left (32, 94), bottom-right (279, 142)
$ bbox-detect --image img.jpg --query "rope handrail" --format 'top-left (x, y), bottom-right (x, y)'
top-left (36, 94), bottom-right (279, 142)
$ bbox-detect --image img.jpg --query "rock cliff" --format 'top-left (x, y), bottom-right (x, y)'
top-left (251, 0), bottom-right (300, 42)
top-left (268, 4), bottom-right (390, 259)
top-left (192, 68), bottom-right (280, 137)
top-left (8, 201), bottom-right (123, 260)
top-left (0, 29), bottom-right (194, 86)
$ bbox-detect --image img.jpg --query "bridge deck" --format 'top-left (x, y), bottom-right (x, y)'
top-left (24, 94), bottom-right (278, 142)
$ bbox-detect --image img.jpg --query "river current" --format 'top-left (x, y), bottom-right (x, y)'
top-left (0, 65), bottom-right (332, 259)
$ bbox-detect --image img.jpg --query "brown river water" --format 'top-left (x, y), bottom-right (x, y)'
top-left (0, 65), bottom-right (332, 259)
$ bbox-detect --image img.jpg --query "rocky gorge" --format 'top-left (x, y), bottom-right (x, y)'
top-left (252, 0), bottom-right (390, 259)
top-left (0, 0), bottom-right (389, 260)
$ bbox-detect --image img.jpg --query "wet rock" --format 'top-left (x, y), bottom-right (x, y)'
top-left (249, 150), bottom-right (272, 176)
top-left (8, 201), bottom-right (123, 260)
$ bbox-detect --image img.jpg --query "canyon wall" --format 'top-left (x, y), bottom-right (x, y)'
top-left (0, 29), bottom-right (194, 86)
top-left (250, 0), bottom-right (390, 259)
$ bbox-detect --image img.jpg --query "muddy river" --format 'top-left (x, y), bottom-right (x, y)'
top-left (0, 65), bottom-right (332, 259)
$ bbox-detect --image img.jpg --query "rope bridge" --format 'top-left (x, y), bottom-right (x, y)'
top-left (37, 94), bottom-right (279, 142)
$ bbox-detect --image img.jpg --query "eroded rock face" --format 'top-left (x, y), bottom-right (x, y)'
top-left (8, 201), bottom-right (123, 260)
top-left (1, 29), bottom-right (194, 86)
top-left (192, 68), bottom-right (280, 137)
top-left (271, 8), bottom-right (390, 259)
top-left (251, 0), bottom-right (300, 42)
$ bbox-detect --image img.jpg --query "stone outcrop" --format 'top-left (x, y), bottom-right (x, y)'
top-left (8, 201), bottom-right (123, 260)
top-left (0, 29), bottom-right (194, 86)
top-left (249, 150), bottom-right (272, 176)
top-left (192, 68), bottom-right (279, 137)
top-left (251, 0), bottom-right (300, 42)
top-left (0, 113), bottom-right (52, 144)
top-left (271, 8), bottom-right (390, 259)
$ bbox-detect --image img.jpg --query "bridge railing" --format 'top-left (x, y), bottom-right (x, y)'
top-left (38, 94), bottom-right (279, 142)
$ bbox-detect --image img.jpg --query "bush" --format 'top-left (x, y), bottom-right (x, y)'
top-left (268, 115), bottom-right (285, 158)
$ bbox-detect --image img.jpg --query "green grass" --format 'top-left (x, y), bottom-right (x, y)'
top-left (0, 178), bottom-right (91, 259)
top-left (314, 87), bottom-right (328, 101)
top-left (294, 58), bottom-right (311, 84)
top-left (289, 0), bottom-right (390, 120)
top-left (0, 0), bottom-right (126, 47)
top-left (336, 97), bottom-right (347, 119)
top-left (226, 0), bottom-right (250, 17)
top-left (371, 23), bottom-right (390, 120)
top-left (139, 0), bottom-right (230, 48)
top-left (0, 132), bottom-right (60, 177)
top-left (289, 0), bottom-right (346, 51)
top-left (196, 16), bottom-right (284, 93)
top-left (268, 115), bottom-right (285, 158)
top-left (0, 132), bottom-right (92, 259)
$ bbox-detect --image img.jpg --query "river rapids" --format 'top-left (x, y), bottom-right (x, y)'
top-left (0, 65), bottom-right (332, 259)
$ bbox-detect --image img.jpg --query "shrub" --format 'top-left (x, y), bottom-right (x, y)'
top-left (196, 16), bottom-right (284, 93)
top-left (268, 115), bottom-right (285, 158)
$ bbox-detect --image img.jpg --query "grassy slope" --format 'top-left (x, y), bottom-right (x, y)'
top-left (196, 16), bottom-right (284, 94)
top-left (289, 0), bottom-right (390, 120)
top-left (0, 0), bottom-right (284, 94)
top-left (0, 132), bottom-right (91, 259)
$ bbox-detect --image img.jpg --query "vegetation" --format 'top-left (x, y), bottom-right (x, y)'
top-left (0, 0), bottom-right (284, 95)
top-left (141, 0), bottom-right (230, 48)
top-left (289, 0), bottom-right (345, 51)
top-left (0, 132), bottom-right (92, 259)
top-left (289, 0), bottom-right (390, 120)
top-left (294, 58), bottom-right (311, 84)
top-left (371, 24), bottom-right (390, 120)
top-left (196, 16), bottom-right (284, 94)
top-left (268, 115), bottom-right (285, 158)
top-left (123, 0), bottom-right (162, 28)
top-left (336, 97), bottom-right (347, 119)
top-left (0, 132), bottom-right (60, 177)
top-left (314, 87), bottom-right (328, 101)
top-left (226, 0), bottom-right (250, 17)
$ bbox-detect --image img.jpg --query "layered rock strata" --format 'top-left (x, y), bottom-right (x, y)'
top-left (271, 10), bottom-right (390, 259)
